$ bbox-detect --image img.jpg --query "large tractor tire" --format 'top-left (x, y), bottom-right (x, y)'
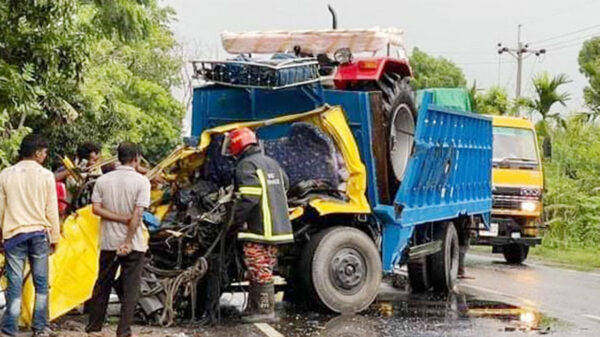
top-left (503, 243), bottom-right (529, 264)
top-left (300, 227), bottom-right (382, 314)
top-left (376, 74), bottom-right (417, 183)
top-left (429, 222), bottom-right (460, 292)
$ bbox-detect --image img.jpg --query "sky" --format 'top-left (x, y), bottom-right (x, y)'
top-left (164, 0), bottom-right (600, 114)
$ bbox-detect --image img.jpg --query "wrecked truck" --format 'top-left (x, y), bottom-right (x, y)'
top-left (174, 85), bottom-right (493, 315)
top-left (180, 28), bottom-right (492, 314)
top-left (12, 28), bottom-right (493, 326)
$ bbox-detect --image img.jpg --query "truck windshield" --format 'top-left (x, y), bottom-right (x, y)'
top-left (493, 127), bottom-right (539, 167)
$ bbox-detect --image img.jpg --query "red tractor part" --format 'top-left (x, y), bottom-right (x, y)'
top-left (333, 58), bottom-right (412, 90)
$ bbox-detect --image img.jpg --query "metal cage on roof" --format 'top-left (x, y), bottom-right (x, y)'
top-left (191, 58), bottom-right (321, 90)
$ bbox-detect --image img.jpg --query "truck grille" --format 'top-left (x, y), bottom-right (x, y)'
top-left (493, 186), bottom-right (539, 210)
top-left (493, 196), bottom-right (522, 210)
top-left (492, 195), bottom-right (537, 210)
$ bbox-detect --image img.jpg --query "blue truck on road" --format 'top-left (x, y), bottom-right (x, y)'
top-left (188, 65), bottom-right (493, 313)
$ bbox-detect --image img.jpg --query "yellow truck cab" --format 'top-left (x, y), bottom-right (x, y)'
top-left (473, 115), bottom-right (544, 263)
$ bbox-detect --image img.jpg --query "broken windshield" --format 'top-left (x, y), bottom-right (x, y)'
top-left (493, 126), bottom-right (539, 166)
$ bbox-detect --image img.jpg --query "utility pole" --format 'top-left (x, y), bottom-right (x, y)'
top-left (497, 24), bottom-right (546, 98)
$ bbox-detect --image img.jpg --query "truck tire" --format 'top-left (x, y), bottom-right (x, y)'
top-left (503, 243), bottom-right (529, 264)
top-left (429, 222), bottom-right (459, 292)
top-left (300, 226), bottom-right (382, 313)
top-left (407, 258), bottom-right (431, 292)
top-left (377, 74), bottom-right (417, 183)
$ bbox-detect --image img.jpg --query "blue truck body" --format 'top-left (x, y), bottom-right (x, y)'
top-left (191, 85), bottom-right (492, 272)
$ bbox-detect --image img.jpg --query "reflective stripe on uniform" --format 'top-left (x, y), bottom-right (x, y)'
top-left (237, 169), bottom-right (293, 243)
top-left (237, 232), bottom-right (294, 242)
top-left (256, 169), bottom-right (273, 238)
top-left (239, 186), bottom-right (262, 196)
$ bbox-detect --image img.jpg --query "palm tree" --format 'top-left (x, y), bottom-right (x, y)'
top-left (521, 72), bottom-right (571, 159)
top-left (523, 72), bottom-right (571, 122)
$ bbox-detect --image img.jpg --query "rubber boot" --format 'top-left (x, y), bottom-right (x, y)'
top-left (242, 282), bottom-right (277, 323)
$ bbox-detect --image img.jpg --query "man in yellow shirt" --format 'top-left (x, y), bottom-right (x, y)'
top-left (0, 134), bottom-right (60, 337)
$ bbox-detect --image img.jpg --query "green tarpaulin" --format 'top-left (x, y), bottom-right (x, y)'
top-left (416, 88), bottom-right (473, 112)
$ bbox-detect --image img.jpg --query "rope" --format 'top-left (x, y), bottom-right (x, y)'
top-left (154, 257), bottom-right (208, 327)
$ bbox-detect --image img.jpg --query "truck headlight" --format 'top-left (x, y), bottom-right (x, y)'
top-left (521, 201), bottom-right (537, 212)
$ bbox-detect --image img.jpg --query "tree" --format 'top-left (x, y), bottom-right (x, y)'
top-left (579, 37), bottom-right (600, 117)
top-left (521, 72), bottom-right (571, 122)
top-left (409, 48), bottom-right (467, 90)
top-left (471, 85), bottom-right (513, 116)
top-left (0, 0), bottom-right (184, 168)
top-left (518, 72), bottom-right (571, 158)
top-left (40, 1), bottom-right (184, 163)
top-left (0, 0), bottom-right (84, 168)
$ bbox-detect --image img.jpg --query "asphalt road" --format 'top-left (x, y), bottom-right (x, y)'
top-left (458, 251), bottom-right (600, 336)
top-left (10, 251), bottom-right (600, 336)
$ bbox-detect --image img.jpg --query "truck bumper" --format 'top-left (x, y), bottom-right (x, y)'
top-left (472, 236), bottom-right (542, 247)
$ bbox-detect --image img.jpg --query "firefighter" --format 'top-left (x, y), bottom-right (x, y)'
top-left (227, 127), bottom-right (293, 323)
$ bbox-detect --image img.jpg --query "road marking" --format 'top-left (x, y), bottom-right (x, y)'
top-left (254, 323), bottom-right (286, 337)
top-left (582, 314), bottom-right (600, 322)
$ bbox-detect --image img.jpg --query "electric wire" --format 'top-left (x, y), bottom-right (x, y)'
top-left (537, 32), bottom-right (600, 48)
top-left (530, 24), bottom-right (600, 45)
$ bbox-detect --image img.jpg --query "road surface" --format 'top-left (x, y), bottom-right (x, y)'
top-left (10, 251), bottom-right (600, 336)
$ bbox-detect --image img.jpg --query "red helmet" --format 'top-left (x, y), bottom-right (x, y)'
top-left (229, 127), bottom-right (257, 157)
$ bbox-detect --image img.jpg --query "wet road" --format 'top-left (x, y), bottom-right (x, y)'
top-left (224, 251), bottom-right (600, 337)
top-left (12, 251), bottom-right (600, 336)
top-left (459, 251), bottom-right (600, 336)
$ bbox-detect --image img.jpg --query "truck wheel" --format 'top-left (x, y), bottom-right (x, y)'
top-left (407, 258), bottom-right (431, 292)
top-left (378, 74), bottom-right (417, 182)
top-left (300, 227), bottom-right (382, 313)
top-left (429, 222), bottom-right (459, 292)
top-left (503, 244), bottom-right (529, 264)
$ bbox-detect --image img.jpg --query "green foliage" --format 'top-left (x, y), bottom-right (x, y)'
top-left (531, 245), bottom-right (600, 270)
top-left (0, 110), bottom-right (30, 168)
top-left (0, 0), bottom-right (184, 168)
top-left (520, 72), bottom-right (571, 121)
top-left (543, 117), bottom-right (600, 249)
top-left (409, 48), bottom-right (467, 90)
top-left (0, 0), bottom-right (85, 130)
top-left (471, 85), bottom-right (515, 116)
top-left (578, 37), bottom-right (600, 117)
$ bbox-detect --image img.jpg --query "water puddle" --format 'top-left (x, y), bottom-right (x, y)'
top-left (272, 290), bottom-right (557, 337)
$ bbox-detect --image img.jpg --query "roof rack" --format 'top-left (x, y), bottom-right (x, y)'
top-left (191, 57), bottom-right (320, 90)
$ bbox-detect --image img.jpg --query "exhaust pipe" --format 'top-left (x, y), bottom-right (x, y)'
top-left (328, 4), bottom-right (337, 29)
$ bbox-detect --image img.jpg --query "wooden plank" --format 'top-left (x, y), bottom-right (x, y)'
top-left (369, 92), bottom-right (392, 204)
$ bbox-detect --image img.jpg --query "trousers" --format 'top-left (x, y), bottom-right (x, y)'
top-left (243, 242), bottom-right (278, 284)
top-left (1, 235), bottom-right (49, 336)
top-left (86, 250), bottom-right (145, 337)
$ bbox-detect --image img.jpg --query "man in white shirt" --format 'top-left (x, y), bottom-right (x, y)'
top-left (85, 142), bottom-right (150, 337)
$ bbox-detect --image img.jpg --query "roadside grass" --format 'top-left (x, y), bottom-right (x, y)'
top-left (469, 245), bottom-right (600, 271)
top-left (529, 246), bottom-right (600, 271)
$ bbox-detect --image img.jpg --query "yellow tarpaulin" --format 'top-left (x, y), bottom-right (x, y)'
top-left (20, 205), bottom-right (101, 326)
